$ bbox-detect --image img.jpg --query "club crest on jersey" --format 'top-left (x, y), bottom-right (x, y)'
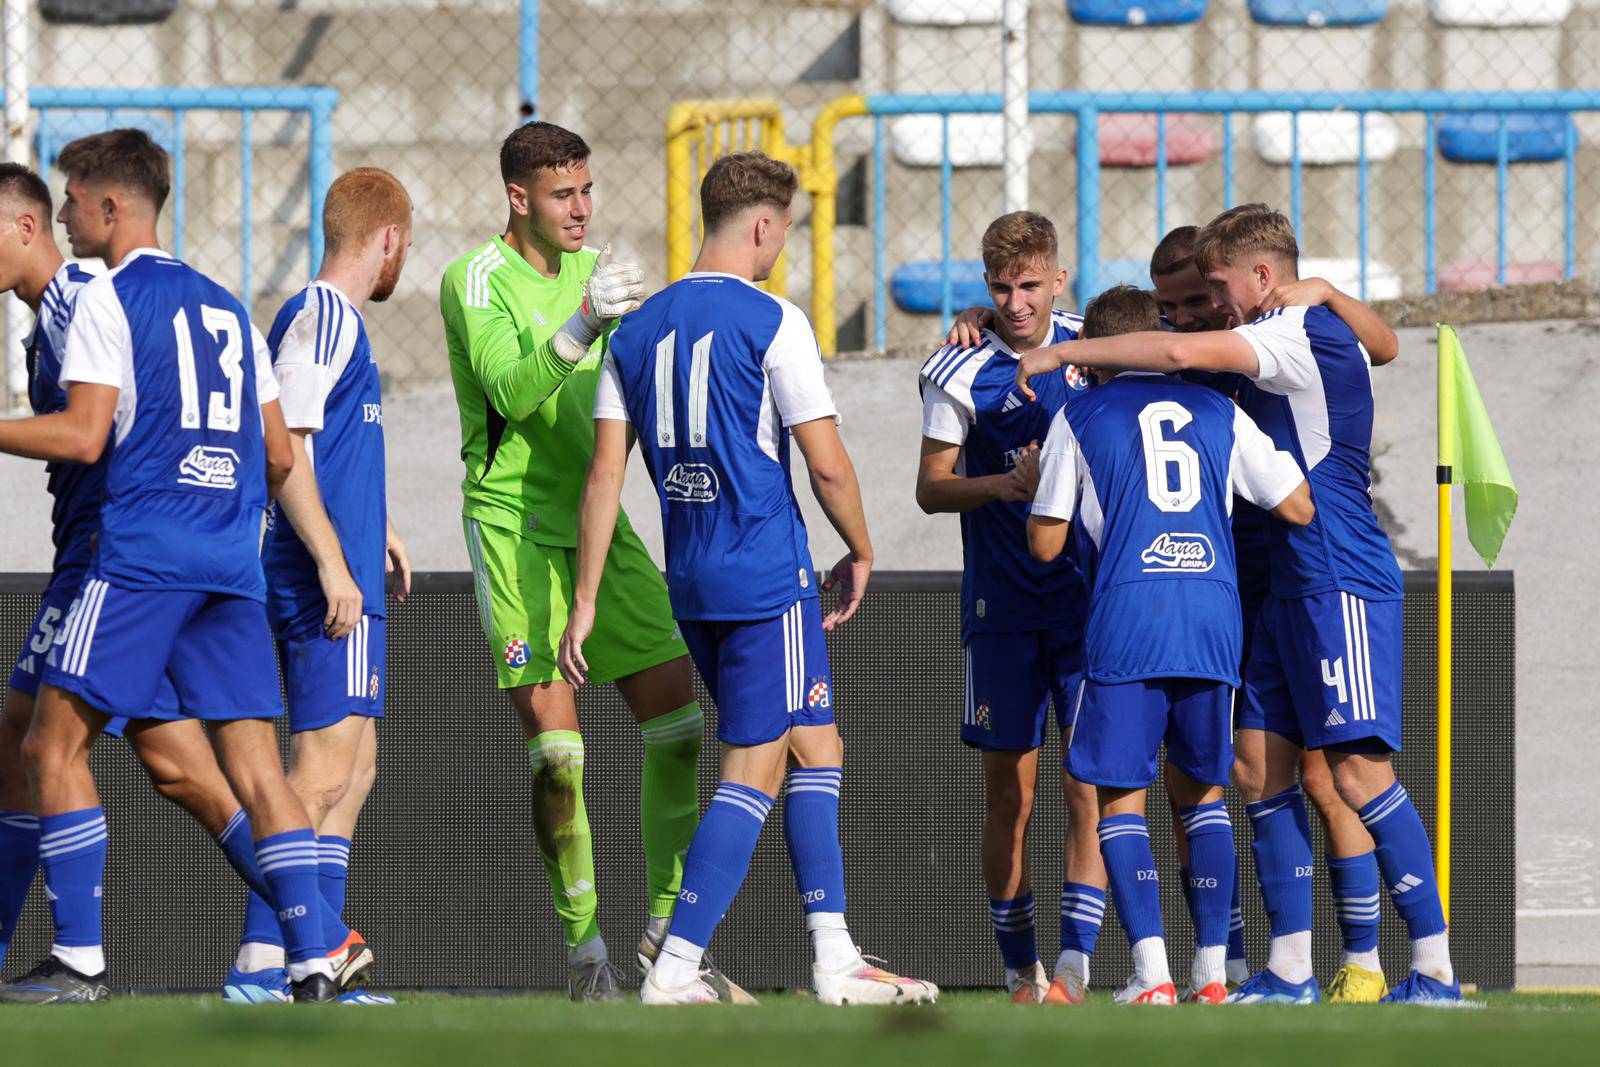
top-left (975, 702), bottom-right (992, 731)
top-left (1064, 364), bottom-right (1091, 391)
top-left (178, 445), bottom-right (240, 490)
top-left (369, 670), bottom-right (381, 700)
top-left (663, 462), bottom-right (720, 503)
top-left (806, 677), bottom-right (831, 709)
top-left (503, 635), bottom-right (530, 668)
top-left (1140, 532), bottom-right (1215, 573)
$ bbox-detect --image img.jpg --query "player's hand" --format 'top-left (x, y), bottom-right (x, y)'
top-left (554, 244), bottom-right (646, 362)
top-left (1260, 277), bottom-right (1334, 313)
top-left (820, 553), bottom-right (871, 631)
top-left (319, 562), bottom-right (363, 641)
top-left (944, 306), bottom-right (995, 349)
top-left (386, 522), bottom-right (412, 603)
top-left (1001, 441), bottom-right (1041, 501)
top-left (557, 598), bottom-right (597, 687)
top-left (1013, 347), bottom-right (1063, 401)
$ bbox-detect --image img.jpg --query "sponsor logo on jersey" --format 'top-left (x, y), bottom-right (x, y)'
top-left (663, 462), bottom-right (720, 503)
top-left (503, 635), bottom-right (530, 668)
top-left (363, 403), bottom-right (383, 424)
top-left (1139, 532), bottom-right (1215, 573)
top-left (178, 445), bottom-right (240, 490)
top-left (806, 677), bottom-right (831, 710)
top-left (1001, 391), bottom-right (1023, 413)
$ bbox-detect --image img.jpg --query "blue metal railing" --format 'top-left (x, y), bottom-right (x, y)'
top-left (520, 0), bottom-right (540, 121)
top-left (858, 89), bottom-right (1597, 345)
top-left (20, 86), bottom-right (339, 305)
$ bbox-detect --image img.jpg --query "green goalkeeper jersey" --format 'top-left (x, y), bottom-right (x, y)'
top-left (439, 235), bottom-right (612, 546)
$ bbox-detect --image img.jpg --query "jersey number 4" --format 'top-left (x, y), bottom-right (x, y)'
top-left (1138, 401), bottom-right (1201, 512)
top-left (173, 305), bottom-right (244, 433)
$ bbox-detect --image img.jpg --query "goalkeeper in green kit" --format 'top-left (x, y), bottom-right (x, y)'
top-left (440, 122), bottom-right (750, 1003)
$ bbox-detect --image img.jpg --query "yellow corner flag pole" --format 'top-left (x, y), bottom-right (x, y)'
top-left (1435, 325), bottom-right (1454, 923)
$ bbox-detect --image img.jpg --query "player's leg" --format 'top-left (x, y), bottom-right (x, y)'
top-left (1163, 680), bottom-right (1237, 1004)
top-left (317, 716), bottom-right (378, 923)
top-left (1048, 633), bottom-right (1105, 1005)
top-left (1066, 677), bottom-right (1174, 1005)
top-left (0, 688), bottom-right (42, 974)
top-left (1302, 747), bottom-right (1386, 1002)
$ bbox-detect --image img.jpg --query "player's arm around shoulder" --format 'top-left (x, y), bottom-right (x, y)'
top-left (1013, 328), bottom-right (1258, 399)
top-left (1229, 403), bottom-right (1314, 526)
top-left (1259, 277), bottom-right (1399, 366)
top-left (1025, 405), bottom-right (1081, 563)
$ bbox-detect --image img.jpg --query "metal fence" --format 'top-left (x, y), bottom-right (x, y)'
top-left (3, 0), bottom-right (1597, 384)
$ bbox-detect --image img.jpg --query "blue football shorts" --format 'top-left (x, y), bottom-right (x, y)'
top-left (679, 598), bottom-right (834, 746)
top-left (1065, 676), bottom-right (1234, 789)
top-left (278, 614), bottom-right (386, 733)
top-left (961, 626), bottom-right (1084, 753)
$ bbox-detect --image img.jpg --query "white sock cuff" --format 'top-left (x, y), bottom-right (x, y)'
top-left (236, 941), bottom-right (287, 972)
top-left (1131, 937), bottom-right (1171, 985)
top-left (804, 911), bottom-right (849, 934)
top-left (285, 958), bottom-right (335, 983)
top-left (659, 934), bottom-right (705, 967)
top-left (51, 943), bottom-right (105, 977)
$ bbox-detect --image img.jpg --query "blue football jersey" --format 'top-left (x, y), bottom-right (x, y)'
top-left (59, 249), bottom-right (274, 599)
top-left (919, 310), bottom-right (1093, 642)
top-left (1234, 306), bottom-right (1404, 602)
top-left (261, 283), bottom-right (389, 639)
top-left (25, 261), bottom-right (100, 573)
top-left (1032, 373), bottom-right (1304, 684)
top-left (1178, 368), bottom-right (1272, 615)
top-left (597, 273), bottom-right (837, 621)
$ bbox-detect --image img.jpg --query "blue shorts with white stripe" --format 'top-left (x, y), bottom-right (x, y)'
top-left (1241, 591), bottom-right (1403, 753)
top-left (278, 614), bottom-right (386, 733)
top-left (679, 597), bottom-right (834, 747)
top-left (41, 579), bottom-right (283, 722)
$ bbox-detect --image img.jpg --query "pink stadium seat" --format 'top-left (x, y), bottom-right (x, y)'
top-left (1438, 261), bottom-right (1564, 292)
top-left (1099, 113), bottom-right (1214, 167)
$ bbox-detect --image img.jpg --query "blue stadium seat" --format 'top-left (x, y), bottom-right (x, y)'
top-left (1075, 258), bottom-right (1153, 297)
top-left (1248, 1), bottom-right (1387, 26)
top-left (892, 260), bottom-right (990, 315)
top-left (1437, 112), bottom-right (1572, 163)
top-left (36, 111), bottom-right (179, 171)
top-left (1068, 1), bottom-right (1207, 26)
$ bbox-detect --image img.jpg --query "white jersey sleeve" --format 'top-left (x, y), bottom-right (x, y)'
top-left (593, 350), bottom-right (630, 422)
top-left (920, 381), bottom-right (971, 445)
top-left (1031, 406), bottom-right (1082, 521)
top-left (1229, 404), bottom-right (1305, 510)
top-left (1234, 306), bottom-right (1318, 396)
top-left (763, 299), bottom-right (838, 427)
top-left (253, 323), bottom-right (281, 407)
top-left (272, 290), bottom-right (359, 427)
top-left (58, 276), bottom-right (132, 390)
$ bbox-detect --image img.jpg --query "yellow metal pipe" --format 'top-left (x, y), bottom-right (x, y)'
top-left (808, 94), bottom-right (869, 356)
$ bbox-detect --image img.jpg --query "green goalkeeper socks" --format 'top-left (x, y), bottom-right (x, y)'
top-left (639, 702), bottom-right (704, 919)
top-left (527, 730), bottom-right (599, 947)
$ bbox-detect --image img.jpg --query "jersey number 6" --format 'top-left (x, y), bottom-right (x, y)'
top-left (1138, 401), bottom-right (1201, 513)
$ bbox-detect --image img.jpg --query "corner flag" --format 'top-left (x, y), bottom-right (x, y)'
top-left (1437, 324), bottom-right (1517, 567)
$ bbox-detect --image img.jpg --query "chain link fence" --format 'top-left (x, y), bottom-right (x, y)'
top-left (3, 0), bottom-right (1596, 404)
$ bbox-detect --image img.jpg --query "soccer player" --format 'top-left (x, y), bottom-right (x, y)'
top-left (914, 210), bottom-right (1106, 1004)
top-left (1027, 284), bottom-right (1313, 1005)
top-left (439, 122), bottom-right (735, 1002)
top-left (1015, 205), bottom-right (1462, 1005)
top-left (559, 151), bottom-right (936, 1006)
top-left (1152, 226), bottom-right (1398, 1001)
top-left (225, 168), bottom-right (414, 1003)
top-left (0, 161), bottom-right (322, 998)
top-left (0, 130), bottom-right (336, 1003)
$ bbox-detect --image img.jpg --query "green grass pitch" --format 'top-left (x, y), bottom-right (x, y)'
top-left (3, 991), bottom-right (1598, 1066)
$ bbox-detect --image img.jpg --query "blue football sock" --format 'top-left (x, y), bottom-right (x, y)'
top-left (666, 783), bottom-right (773, 950)
top-left (1245, 785), bottom-right (1314, 938)
top-left (783, 768), bottom-right (846, 917)
top-left (215, 809), bottom-right (273, 902)
top-left (1059, 881), bottom-right (1106, 956)
top-left (241, 889), bottom-right (285, 949)
top-left (1358, 782), bottom-right (1446, 940)
top-left (1179, 800), bottom-right (1235, 950)
top-left (0, 811), bottom-right (40, 970)
top-left (1328, 850), bottom-right (1382, 954)
top-left (1179, 864), bottom-right (1194, 927)
top-left (38, 808), bottom-right (107, 968)
top-left (1098, 814), bottom-right (1163, 945)
top-left (989, 893), bottom-right (1038, 970)
top-left (255, 829), bottom-right (326, 966)
top-left (319, 836), bottom-right (351, 922)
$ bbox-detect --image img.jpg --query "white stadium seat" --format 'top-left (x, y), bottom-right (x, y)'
top-left (1252, 112), bottom-right (1399, 164)
top-left (1427, 0), bottom-right (1570, 27)
top-left (1300, 257), bottom-right (1402, 301)
top-left (890, 114), bottom-right (1005, 167)
top-left (885, 0), bottom-right (1003, 26)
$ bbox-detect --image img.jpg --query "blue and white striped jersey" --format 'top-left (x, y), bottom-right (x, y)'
top-left (920, 309), bottom-right (1092, 642)
top-left (1032, 372), bottom-right (1304, 684)
top-left (58, 248), bottom-right (278, 599)
top-left (25, 261), bottom-right (100, 573)
top-left (261, 282), bottom-right (389, 640)
top-left (1234, 306), bottom-right (1404, 602)
top-left (596, 273), bottom-right (838, 621)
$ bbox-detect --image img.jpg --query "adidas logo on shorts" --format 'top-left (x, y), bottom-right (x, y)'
top-left (1325, 707), bottom-right (1346, 728)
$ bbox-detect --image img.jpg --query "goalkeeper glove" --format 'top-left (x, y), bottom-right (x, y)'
top-left (552, 244), bottom-right (645, 363)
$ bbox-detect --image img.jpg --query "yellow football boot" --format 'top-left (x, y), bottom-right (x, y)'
top-left (1324, 960), bottom-right (1388, 1003)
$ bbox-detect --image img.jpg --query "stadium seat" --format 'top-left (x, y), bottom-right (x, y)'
top-left (1438, 260), bottom-right (1564, 292)
top-left (1076, 258), bottom-right (1154, 296)
top-left (1427, 0), bottom-right (1571, 27)
top-left (890, 115), bottom-right (1005, 168)
top-left (892, 260), bottom-right (991, 314)
top-left (1253, 112), bottom-right (1398, 164)
top-left (885, 0), bottom-right (1003, 26)
top-left (1437, 112), bottom-right (1572, 164)
top-left (36, 111), bottom-right (178, 169)
top-left (1099, 114), bottom-right (1214, 167)
top-left (1299, 257), bottom-right (1402, 301)
top-left (1068, 0), bottom-right (1208, 25)
top-left (1248, 0), bottom-right (1388, 26)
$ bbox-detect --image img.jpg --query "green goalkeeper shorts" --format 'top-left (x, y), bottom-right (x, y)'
top-left (464, 514), bottom-right (688, 689)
